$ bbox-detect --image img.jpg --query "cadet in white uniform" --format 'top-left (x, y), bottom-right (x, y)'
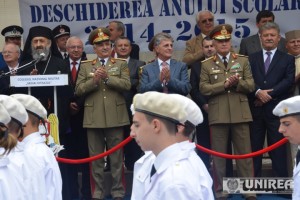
top-left (12, 94), bottom-right (62, 200)
top-left (0, 103), bottom-right (26, 200)
top-left (273, 96), bottom-right (300, 199)
top-left (130, 92), bottom-right (213, 200)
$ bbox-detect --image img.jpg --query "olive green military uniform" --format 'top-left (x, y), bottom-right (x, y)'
top-left (76, 57), bottom-right (131, 199)
top-left (200, 53), bottom-right (255, 198)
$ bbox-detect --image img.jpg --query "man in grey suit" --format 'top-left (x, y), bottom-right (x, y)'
top-left (114, 36), bottom-right (145, 170)
top-left (239, 10), bottom-right (287, 56)
top-left (139, 32), bottom-right (191, 96)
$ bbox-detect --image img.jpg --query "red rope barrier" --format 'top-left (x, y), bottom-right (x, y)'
top-left (56, 136), bottom-right (288, 164)
top-left (196, 138), bottom-right (288, 159)
top-left (56, 136), bottom-right (133, 164)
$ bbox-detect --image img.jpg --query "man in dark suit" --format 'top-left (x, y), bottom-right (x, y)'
top-left (139, 32), bottom-right (190, 95)
top-left (248, 22), bottom-right (295, 180)
top-left (114, 36), bottom-right (145, 170)
top-left (0, 43), bottom-right (21, 95)
top-left (108, 20), bottom-right (140, 60)
top-left (190, 36), bottom-right (215, 170)
top-left (64, 36), bottom-right (91, 199)
top-left (239, 10), bottom-right (287, 56)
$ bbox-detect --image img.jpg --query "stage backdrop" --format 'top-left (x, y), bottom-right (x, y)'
top-left (19, 0), bottom-right (300, 54)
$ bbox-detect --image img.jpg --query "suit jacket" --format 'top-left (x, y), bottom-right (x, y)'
top-left (200, 53), bottom-right (255, 125)
top-left (130, 44), bottom-right (140, 60)
top-left (75, 57), bottom-right (131, 128)
top-left (239, 33), bottom-right (287, 56)
top-left (248, 50), bottom-right (295, 117)
top-left (0, 65), bottom-right (22, 95)
top-left (123, 58), bottom-right (145, 112)
top-left (182, 34), bottom-right (204, 65)
top-left (139, 59), bottom-right (191, 95)
top-left (190, 58), bottom-right (208, 108)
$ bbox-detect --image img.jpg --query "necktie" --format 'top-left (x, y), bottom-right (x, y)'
top-left (264, 51), bottom-right (272, 73)
top-left (296, 149), bottom-right (300, 166)
top-left (100, 59), bottom-right (105, 67)
top-left (71, 61), bottom-right (77, 83)
top-left (161, 61), bottom-right (169, 93)
top-left (64, 52), bottom-right (68, 59)
top-left (223, 56), bottom-right (228, 68)
top-left (150, 164), bottom-right (156, 179)
top-left (11, 69), bottom-right (16, 75)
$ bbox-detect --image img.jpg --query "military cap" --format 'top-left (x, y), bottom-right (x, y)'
top-left (285, 30), bottom-right (300, 41)
top-left (0, 103), bottom-right (11, 125)
top-left (132, 92), bottom-right (200, 125)
top-left (1, 25), bottom-right (23, 38)
top-left (52, 24), bottom-right (70, 39)
top-left (273, 96), bottom-right (300, 118)
top-left (209, 24), bottom-right (232, 40)
top-left (88, 27), bottom-right (110, 45)
top-left (0, 95), bottom-right (28, 126)
top-left (11, 94), bottom-right (47, 120)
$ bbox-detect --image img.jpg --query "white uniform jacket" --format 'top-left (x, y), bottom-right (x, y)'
top-left (22, 132), bottom-right (62, 200)
top-left (0, 148), bottom-right (26, 200)
top-left (294, 159), bottom-right (300, 199)
top-left (139, 143), bottom-right (208, 199)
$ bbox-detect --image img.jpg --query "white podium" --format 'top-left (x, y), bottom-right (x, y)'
top-left (10, 74), bottom-right (69, 115)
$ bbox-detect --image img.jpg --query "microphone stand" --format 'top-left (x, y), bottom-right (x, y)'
top-left (0, 59), bottom-right (37, 79)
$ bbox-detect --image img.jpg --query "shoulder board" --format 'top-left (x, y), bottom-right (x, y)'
top-left (234, 53), bottom-right (248, 58)
top-left (80, 59), bottom-right (93, 64)
top-left (111, 58), bottom-right (127, 63)
top-left (201, 56), bottom-right (213, 63)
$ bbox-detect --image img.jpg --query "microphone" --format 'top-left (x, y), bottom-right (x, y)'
top-left (35, 53), bottom-right (46, 64)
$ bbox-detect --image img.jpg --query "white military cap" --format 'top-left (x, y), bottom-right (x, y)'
top-left (11, 94), bottom-right (47, 120)
top-left (0, 95), bottom-right (28, 125)
top-left (0, 103), bottom-right (11, 125)
top-left (273, 96), bottom-right (300, 118)
top-left (132, 92), bottom-right (200, 125)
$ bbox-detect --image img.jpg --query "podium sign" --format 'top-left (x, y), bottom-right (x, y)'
top-left (10, 74), bottom-right (68, 87)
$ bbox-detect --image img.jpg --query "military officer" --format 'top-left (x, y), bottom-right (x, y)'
top-left (75, 27), bottom-right (131, 200)
top-left (200, 24), bottom-right (256, 200)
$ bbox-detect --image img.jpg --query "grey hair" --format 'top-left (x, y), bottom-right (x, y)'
top-left (153, 32), bottom-right (174, 48)
top-left (115, 36), bottom-right (132, 46)
top-left (66, 36), bottom-right (83, 48)
top-left (195, 10), bottom-right (214, 24)
top-left (259, 22), bottom-right (280, 34)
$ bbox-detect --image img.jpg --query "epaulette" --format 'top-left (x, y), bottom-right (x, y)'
top-left (234, 53), bottom-right (248, 58)
top-left (80, 59), bottom-right (93, 64)
top-left (201, 56), bottom-right (213, 63)
top-left (110, 57), bottom-right (127, 64)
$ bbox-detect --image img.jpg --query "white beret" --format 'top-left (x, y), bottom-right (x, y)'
top-left (0, 95), bottom-right (28, 125)
top-left (0, 103), bottom-right (11, 125)
top-left (132, 92), bottom-right (202, 125)
top-left (170, 94), bottom-right (203, 126)
top-left (273, 96), bottom-right (300, 118)
top-left (11, 94), bottom-right (47, 120)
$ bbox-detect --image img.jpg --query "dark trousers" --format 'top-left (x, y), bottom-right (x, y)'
top-left (250, 111), bottom-right (289, 177)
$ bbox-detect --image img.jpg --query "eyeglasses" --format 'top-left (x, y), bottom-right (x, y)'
top-left (201, 18), bottom-right (214, 24)
top-left (68, 46), bottom-right (83, 50)
top-left (2, 51), bottom-right (19, 55)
